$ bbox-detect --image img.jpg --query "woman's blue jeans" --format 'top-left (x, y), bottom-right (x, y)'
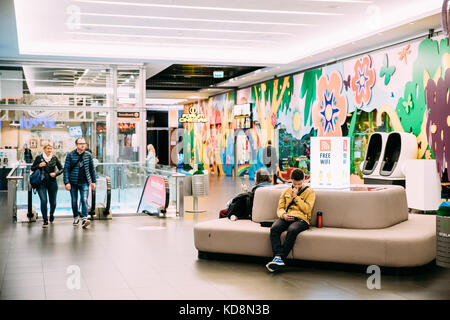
top-left (37, 180), bottom-right (58, 222)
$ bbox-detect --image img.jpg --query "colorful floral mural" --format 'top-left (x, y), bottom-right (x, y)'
top-left (425, 68), bottom-right (450, 178)
top-left (183, 35), bottom-right (450, 181)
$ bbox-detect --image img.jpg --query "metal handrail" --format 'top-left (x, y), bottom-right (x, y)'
top-left (6, 164), bottom-right (25, 180)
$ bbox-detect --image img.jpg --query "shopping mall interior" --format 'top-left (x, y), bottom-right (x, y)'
top-left (0, 0), bottom-right (450, 303)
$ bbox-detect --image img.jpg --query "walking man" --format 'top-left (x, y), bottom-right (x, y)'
top-left (63, 137), bottom-right (96, 228)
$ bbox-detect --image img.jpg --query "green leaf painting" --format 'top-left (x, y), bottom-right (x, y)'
top-left (300, 68), bottom-right (322, 126)
top-left (395, 38), bottom-right (450, 135)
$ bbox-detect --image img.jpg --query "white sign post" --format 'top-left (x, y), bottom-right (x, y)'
top-left (310, 137), bottom-right (350, 189)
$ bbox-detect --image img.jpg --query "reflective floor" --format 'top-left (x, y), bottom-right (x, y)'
top-left (1, 176), bottom-right (449, 300)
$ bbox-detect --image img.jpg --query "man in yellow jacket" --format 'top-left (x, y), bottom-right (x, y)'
top-left (266, 169), bottom-right (316, 272)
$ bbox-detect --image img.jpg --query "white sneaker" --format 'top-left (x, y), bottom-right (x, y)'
top-left (73, 217), bottom-right (80, 226)
top-left (82, 218), bottom-right (91, 229)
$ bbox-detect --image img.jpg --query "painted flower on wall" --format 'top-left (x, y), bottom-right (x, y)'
top-left (312, 71), bottom-right (348, 137)
top-left (351, 55), bottom-right (376, 107)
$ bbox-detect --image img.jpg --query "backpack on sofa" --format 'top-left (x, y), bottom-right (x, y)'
top-left (227, 191), bottom-right (254, 220)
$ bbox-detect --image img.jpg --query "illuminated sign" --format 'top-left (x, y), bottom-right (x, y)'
top-left (213, 71), bottom-right (224, 78)
top-left (310, 137), bottom-right (350, 189)
top-left (179, 106), bottom-right (207, 123)
top-left (117, 112), bottom-right (140, 118)
top-left (19, 117), bottom-right (56, 129)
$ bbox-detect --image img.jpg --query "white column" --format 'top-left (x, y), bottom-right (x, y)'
top-left (138, 66), bottom-right (147, 164)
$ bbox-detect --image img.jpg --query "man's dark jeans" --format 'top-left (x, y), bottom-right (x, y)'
top-left (270, 218), bottom-right (309, 260)
top-left (70, 183), bottom-right (89, 218)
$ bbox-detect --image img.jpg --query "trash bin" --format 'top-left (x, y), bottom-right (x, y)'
top-left (186, 173), bottom-right (209, 214)
top-left (437, 202), bottom-right (450, 268)
top-left (192, 174), bottom-right (209, 197)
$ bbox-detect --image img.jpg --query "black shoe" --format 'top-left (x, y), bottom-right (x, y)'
top-left (42, 221), bottom-right (49, 228)
top-left (49, 215), bottom-right (54, 223)
top-left (82, 218), bottom-right (91, 229)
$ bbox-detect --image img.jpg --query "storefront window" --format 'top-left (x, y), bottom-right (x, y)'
top-left (0, 109), bottom-right (109, 166)
top-left (0, 62), bottom-right (146, 165)
top-left (0, 64), bottom-right (112, 108)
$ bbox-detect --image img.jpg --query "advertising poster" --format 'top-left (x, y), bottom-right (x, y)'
top-left (310, 137), bottom-right (350, 189)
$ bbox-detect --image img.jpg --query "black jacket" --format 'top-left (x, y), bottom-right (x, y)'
top-left (31, 154), bottom-right (63, 183)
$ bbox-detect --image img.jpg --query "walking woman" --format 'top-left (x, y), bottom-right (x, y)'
top-left (31, 143), bottom-right (63, 228)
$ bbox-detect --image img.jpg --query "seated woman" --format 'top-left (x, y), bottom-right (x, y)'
top-left (219, 169), bottom-right (272, 219)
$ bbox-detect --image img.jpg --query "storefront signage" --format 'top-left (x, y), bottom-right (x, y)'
top-left (179, 106), bottom-right (207, 123)
top-left (19, 117), bottom-right (56, 129)
top-left (310, 137), bottom-right (350, 189)
top-left (213, 71), bottom-right (224, 78)
top-left (117, 112), bottom-right (140, 118)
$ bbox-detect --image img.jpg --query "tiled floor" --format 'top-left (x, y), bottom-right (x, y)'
top-left (0, 175), bottom-right (449, 300)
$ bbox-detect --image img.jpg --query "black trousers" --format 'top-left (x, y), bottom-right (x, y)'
top-left (270, 218), bottom-right (309, 260)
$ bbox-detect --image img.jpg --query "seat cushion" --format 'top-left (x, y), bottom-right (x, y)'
top-left (292, 214), bottom-right (436, 267)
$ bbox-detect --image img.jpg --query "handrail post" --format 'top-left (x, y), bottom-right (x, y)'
top-left (7, 178), bottom-right (17, 223)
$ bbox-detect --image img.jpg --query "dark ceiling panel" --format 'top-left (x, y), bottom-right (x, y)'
top-left (146, 64), bottom-right (263, 91)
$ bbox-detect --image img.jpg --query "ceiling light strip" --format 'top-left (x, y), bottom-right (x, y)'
top-left (68, 31), bottom-right (277, 43)
top-left (71, 39), bottom-right (253, 49)
top-left (80, 12), bottom-right (318, 27)
top-left (306, 0), bottom-right (372, 3)
top-left (79, 23), bottom-right (293, 36)
top-left (73, 0), bottom-right (342, 16)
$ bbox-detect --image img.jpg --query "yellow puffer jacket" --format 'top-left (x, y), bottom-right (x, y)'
top-left (276, 186), bottom-right (316, 224)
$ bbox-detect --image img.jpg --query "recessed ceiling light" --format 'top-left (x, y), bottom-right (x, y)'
top-left (79, 23), bottom-right (293, 36)
top-left (74, 0), bottom-right (343, 16)
top-left (80, 13), bottom-right (318, 27)
top-left (68, 32), bottom-right (277, 43)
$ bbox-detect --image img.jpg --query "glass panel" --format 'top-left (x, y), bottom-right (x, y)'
top-left (0, 110), bottom-right (109, 164)
top-left (0, 64), bottom-right (112, 108)
top-left (13, 162), bottom-right (182, 218)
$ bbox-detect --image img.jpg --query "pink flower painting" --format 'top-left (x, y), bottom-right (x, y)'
top-left (351, 55), bottom-right (376, 107)
top-left (312, 71), bottom-right (348, 137)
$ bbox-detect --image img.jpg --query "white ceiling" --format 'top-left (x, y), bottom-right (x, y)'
top-left (13, 0), bottom-right (442, 65)
top-left (0, 0), bottom-right (444, 104)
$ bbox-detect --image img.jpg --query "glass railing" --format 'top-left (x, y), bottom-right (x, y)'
top-left (94, 162), bottom-right (181, 214)
top-left (8, 162), bottom-right (185, 220)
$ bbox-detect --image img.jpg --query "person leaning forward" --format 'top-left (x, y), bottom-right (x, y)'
top-left (266, 168), bottom-right (315, 272)
top-left (63, 137), bottom-right (96, 229)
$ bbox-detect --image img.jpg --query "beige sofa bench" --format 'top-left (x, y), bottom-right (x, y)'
top-left (194, 184), bottom-right (436, 267)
